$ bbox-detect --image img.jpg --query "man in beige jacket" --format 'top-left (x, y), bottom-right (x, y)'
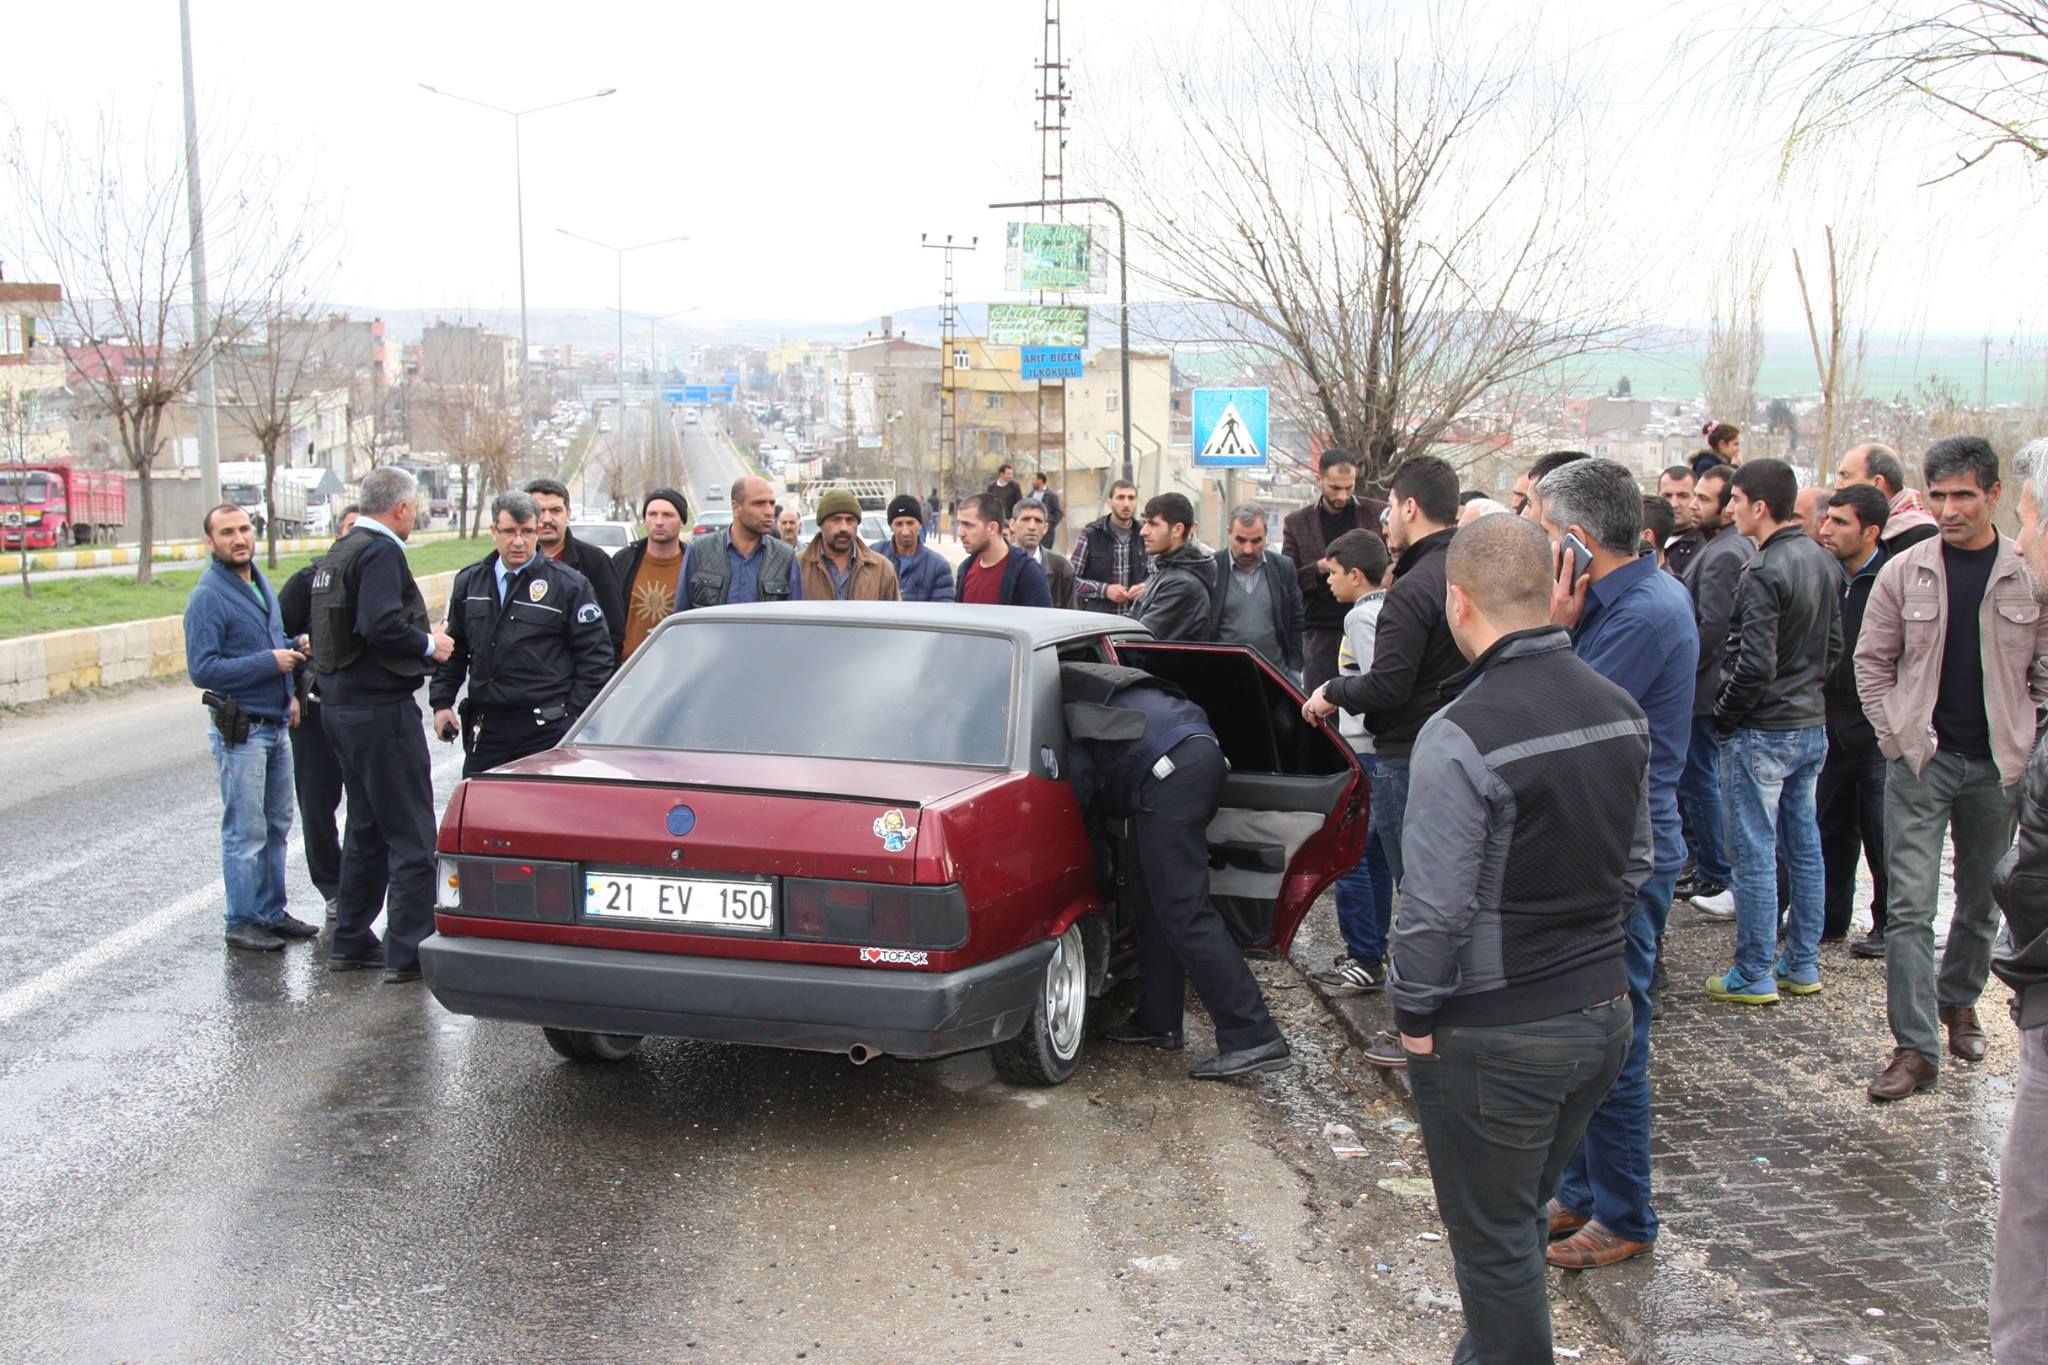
top-left (1855, 435), bottom-right (2048, 1101)
top-left (798, 489), bottom-right (901, 603)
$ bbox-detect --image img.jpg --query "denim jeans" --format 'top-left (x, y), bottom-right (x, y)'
top-left (1678, 715), bottom-right (1733, 884)
top-left (1409, 997), bottom-right (1632, 1365)
top-left (1373, 755), bottom-right (1412, 888)
top-left (1557, 868), bottom-right (1677, 1244)
top-left (208, 719), bottom-right (295, 930)
top-left (1333, 752), bottom-right (1396, 964)
top-left (1720, 726), bottom-right (1827, 984)
top-left (1882, 750), bottom-right (2019, 1066)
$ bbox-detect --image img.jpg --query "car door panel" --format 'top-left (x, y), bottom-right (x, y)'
top-left (1107, 639), bottom-right (1367, 952)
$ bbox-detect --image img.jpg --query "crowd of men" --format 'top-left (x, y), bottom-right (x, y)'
top-left (180, 429), bottom-right (2048, 1363)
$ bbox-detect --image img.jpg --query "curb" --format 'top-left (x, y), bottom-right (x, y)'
top-left (1287, 936), bottom-right (1798, 1364)
top-left (0, 570), bottom-right (458, 707)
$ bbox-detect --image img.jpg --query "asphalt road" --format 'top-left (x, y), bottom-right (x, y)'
top-left (677, 411), bottom-right (753, 511)
top-left (0, 681), bottom-right (1574, 1363)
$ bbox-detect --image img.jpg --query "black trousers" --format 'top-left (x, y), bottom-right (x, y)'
top-left (465, 707), bottom-right (570, 778)
top-left (323, 695), bottom-right (438, 972)
top-left (287, 696), bottom-right (344, 901)
top-left (1302, 627), bottom-right (1344, 695)
top-left (1818, 734), bottom-right (1889, 939)
top-left (1132, 738), bottom-right (1281, 1054)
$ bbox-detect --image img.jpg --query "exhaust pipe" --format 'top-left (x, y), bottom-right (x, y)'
top-left (847, 1043), bottom-right (877, 1066)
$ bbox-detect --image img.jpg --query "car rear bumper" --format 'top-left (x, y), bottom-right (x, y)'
top-left (420, 933), bottom-right (1055, 1060)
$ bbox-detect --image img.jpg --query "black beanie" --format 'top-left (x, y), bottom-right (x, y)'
top-left (886, 494), bottom-right (925, 524)
top-left (643, 487), bottom-right (688, 520)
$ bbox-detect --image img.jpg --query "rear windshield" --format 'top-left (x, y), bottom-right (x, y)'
top-left (577, 621), bottom-right (1015, 767)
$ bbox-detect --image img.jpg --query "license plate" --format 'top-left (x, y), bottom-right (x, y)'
top-left (582, 871), bottom-right (775, 933)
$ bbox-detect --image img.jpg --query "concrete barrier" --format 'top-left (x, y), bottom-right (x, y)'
top-left (0, 530), bottom-right (460, 576)
top-left (0, 571), bottom-right (459, 707)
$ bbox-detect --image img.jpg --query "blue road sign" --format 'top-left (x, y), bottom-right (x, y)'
top-left (662, 384), bottom-right (737, 405)
top-left (1019, 346), bottom-right (1083, 381)
top-left (722, 371), bottom-right (741, 385)
top-left (1190, 387), bottom-right (1269, 468)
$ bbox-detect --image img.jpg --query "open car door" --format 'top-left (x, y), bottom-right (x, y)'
top-left (1107, 639), bottom-right (1368, 953)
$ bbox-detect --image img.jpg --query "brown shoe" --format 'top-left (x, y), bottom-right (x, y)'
top-left (1940, 1005), bottom-right (1989, 1063)
top-left (1544, 1199), bottom-right (1589, 1241)
top-left (1546, 1221), bottom-right (1653, 1269)
top-left (1867, 1048), bottom-right (1939, 1101)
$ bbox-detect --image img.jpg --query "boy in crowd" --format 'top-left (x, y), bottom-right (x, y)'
top-left (1314, 529), bottom-right (1399, 992)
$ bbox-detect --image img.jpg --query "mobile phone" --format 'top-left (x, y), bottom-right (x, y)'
top-left (1562, 532), bottom-right (1593, 582)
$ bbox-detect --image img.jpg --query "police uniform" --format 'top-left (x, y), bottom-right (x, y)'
top-left (279, 562), bottom-right (342, 909)
top-left (1061, 663), bottom-right (1285, 1060)
top-left (431, 551), bottom-right (613, 776)
top-left (309, 522), bottom-right (439, 977)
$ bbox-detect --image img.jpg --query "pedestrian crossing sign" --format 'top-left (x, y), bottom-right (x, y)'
top-left (1191, 387), bottom-right (1269, 468)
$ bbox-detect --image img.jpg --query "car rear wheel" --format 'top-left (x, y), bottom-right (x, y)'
top-left (991, 922), bottom-right (1089, 1086)
top-left (541, 1027), bottom-right (643, 1062)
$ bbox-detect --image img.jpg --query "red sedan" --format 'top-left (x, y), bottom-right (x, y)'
top-left (421, 603), bottom-right (1367, 1084)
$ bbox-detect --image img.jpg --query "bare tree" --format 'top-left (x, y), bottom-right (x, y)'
top-left (1096, 3), bottom-right (1642, 487)
top-left (0, 386), bottom-right (36, 597)
top-left (1791, 224), bottom-right (1875, 468)
top-left (344, 369), bottom-right (401, 474)
top-left (1754, 0), bottom-right (2048, 185)
top-left (1701, 232), bottom-right (1770, 440)
top-left (1, 110), bottom-right (282, 583)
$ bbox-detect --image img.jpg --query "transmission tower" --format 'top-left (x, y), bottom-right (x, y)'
top-left (1035, 0), bottom-right (1072, 522)
top-left (921, 233), bottom-right (977, 509)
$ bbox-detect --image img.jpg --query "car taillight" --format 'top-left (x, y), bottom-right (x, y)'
top-left (782, 879), bottom-right (968, 950)
top-left (437, 855), bottom-right (575, 922)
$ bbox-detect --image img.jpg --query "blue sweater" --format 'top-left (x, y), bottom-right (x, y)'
top-left (183, 559), bottom-right (295, 720)
top-left (872, 540), bottom-right (956, 603)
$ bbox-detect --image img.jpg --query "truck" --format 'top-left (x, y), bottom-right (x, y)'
top-left (0, 462), bottom-right (128, 550)
top-left (217, 460), bottom-right (308, 538)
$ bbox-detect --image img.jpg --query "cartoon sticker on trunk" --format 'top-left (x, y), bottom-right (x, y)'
top-left (871, 809), bottom-right (916, 851)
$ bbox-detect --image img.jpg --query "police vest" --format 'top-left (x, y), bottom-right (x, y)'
top-left (686, 532), bottom-right (795, 608)
top-left (308, 526), bottom-right (430, 679)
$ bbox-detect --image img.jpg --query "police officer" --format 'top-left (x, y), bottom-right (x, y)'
top-left (1061, 662), bottom-right (1292, 1079)
top-left (278, 503), bottom-right (359, 919)
top-left (431, 491), bottom-right (612, 776)
top-left (309, 466), bottom-right (454, 985)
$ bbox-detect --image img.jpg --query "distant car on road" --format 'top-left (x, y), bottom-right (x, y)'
top-left (419, 604), bottom-right (1366, 1083)
top-left (692, 508), bottom-right (735, 537)
top-left (568, 520), bottom-right (634, 550)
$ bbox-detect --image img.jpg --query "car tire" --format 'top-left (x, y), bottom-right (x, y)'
top-left (991, 922), bottom-right (1089, 1087)
top-left (541, 1027), bottom-right (643, 1062)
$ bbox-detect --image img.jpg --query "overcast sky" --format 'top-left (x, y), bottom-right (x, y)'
top-left (4, 0), bottom-right (2042, 340)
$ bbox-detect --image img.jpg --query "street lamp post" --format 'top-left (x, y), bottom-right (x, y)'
top-left (418, 82), bottom-right (616, 440)
top-left (990, 196), bottom-right (1132, 486)
top-left (559, 230), bottom-right (688, 482)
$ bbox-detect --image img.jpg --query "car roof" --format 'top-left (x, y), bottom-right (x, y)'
top-left (668, 601), bottom-right (1152, 649)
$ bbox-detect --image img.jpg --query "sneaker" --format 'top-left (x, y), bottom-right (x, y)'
top-left (1851, 928), bottom-right (1887, 959)
top-left (1704, 970), bottom-right (1779, 1005)
top-left (1692, 888), bottom-right (1737, 921)
top-left (1311, 957), bottom-right (1387, 994)
top-left (1773, 960), bottom-right (1823, 995)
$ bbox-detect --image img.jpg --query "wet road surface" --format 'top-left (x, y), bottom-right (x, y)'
top-left (2, 684), bottom-right (1615, 1362)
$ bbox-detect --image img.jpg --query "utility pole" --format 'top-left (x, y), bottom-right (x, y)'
top-left (179, 0), bottom-right (221, 510)
top-left (921, 234), bottom-right (977, 522)
top-left (1034, 0), bottom-right (1072, 527)
top-left (1982, 334), bottom-right (1992, 409)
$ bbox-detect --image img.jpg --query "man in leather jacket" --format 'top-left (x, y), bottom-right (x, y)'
top-left (1133, 493), bottom-right (1215, 642)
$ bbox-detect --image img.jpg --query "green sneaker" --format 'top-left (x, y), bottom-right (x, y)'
top-left (1704, 970), bottom-right (1780, 1005)
top-left (1775, 962), bottom-right (1823, 996)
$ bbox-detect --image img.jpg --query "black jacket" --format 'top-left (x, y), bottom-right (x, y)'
top-left (316, 527), bottom-right (431, 706)
top-left (1208, 548), bottom-right (1305, 674)
top-left (1136, 541), bottom-right (1216, 642)
top-left (550, 529), bottom-right (626, 665)
top-left (1824, 545), bottom-right (1887, 750)
top-left (1322, 527), bottom-right (1462, 758)
top-left (1685, 523), bottom-right (1755, 715)
top-left (1714, 525), bottom-right (1842, 734)
top-left (1663, 527), bottom-right (1704, 582)
top-left (1994, 726), bottom-right (2048, 1029)
top-left (430, 552), bottom-right (613, 718)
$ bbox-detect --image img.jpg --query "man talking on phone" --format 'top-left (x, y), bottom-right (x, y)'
top-left (431, 491), bottom-right (612, 777)
top-left (1534, 459), bottom-right (1699, 1270)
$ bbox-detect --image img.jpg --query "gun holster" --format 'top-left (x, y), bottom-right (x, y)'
top-left (455, 698), bottom-right (476, 754)
top-left (201, 690), bottom-right (253, 747)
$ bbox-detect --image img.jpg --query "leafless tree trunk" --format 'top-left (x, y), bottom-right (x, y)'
top-left (1701, 233), bottom-right (1770, 442)
top-left (1791, 224), bottom-right (1874, 468)
top-left (1, 389), bottom-right (34, 598)
top-left (1750, 0), bottom-right (2048, 185)
top-left (3, 108), bottom-right (299, 583)
top-left (1094, 2), bottom-right (1643, 487)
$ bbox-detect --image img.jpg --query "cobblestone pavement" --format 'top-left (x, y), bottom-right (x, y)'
top-left (1292, 892), bottom-right (2016, 1365)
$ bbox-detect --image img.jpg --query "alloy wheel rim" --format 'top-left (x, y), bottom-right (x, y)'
top-left (1045, 925), bottom-right (1086, 1060)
